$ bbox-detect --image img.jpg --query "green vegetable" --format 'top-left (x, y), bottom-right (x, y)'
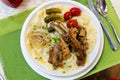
top-left (45, 33), bottom-right (48, 35)
top-left (33, 25), bottom-right (38, 30)
top-left (51, 35), bottom-right (61, 42)
top-left (63, 71), bottom-right (66, 73)
top-left (72, 56), bottom-right (75, 60)
top-left (48, 44), bottom-right (51, 46)
top-left (46, 8), bottom-right (61, 14)
top-left (42, 25), bottom-right (48, 29)
top-left (46, 51), bottom-right (49, 54)
top-left (51, 37), bottom-right (61, 43)
top-left (44, 14), bottom-right (64, 23)
top-left (64, 62), bottom-right (66, 65)
top-left (33, 25), bottom-right (38, 27)
top-left (68, 65), bottom-right (72, 68)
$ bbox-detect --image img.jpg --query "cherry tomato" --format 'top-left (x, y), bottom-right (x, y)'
top-left (70, 7), bottom-right (81, 16)
top-left (64, 12), bottom-right (72, 20)
top-left (67, 19), bottom-right (78, 28)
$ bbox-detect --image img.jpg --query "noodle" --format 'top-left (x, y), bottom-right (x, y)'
top-left (28, 28), bottom-right (51, 48)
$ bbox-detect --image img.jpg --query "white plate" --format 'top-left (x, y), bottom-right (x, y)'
top-left (20, 0), bottom-right (104, 80)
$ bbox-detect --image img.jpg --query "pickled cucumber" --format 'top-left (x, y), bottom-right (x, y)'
top-left (44, 14), bottom-right (64, 23)
top-left (46, 8), bottom-right (61, 14)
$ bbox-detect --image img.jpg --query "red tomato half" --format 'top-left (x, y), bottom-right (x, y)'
top-left (67, 19), bottom-right (78, 28)
top-left (64, 12), bottom-right (72, 20)
top-left (70, 7), bottom-right (81, 16)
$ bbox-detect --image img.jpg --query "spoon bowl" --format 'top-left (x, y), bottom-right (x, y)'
top-left (0, 74), bottom-right (4, 80)
top-left (96, 0), bottom-right (120, 45)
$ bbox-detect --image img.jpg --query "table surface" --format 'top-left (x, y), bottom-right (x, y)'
top-left (0, 0), bottom-right (47, 79)
top-left (0, 0), bottom-right (120, 80)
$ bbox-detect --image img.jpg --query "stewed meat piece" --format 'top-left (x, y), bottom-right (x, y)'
top-left (69, 27), bottom-right (87, 66)
top-left (48, 39), bottom-right (71, 68)
top-left (48, 44), bottom-right (63, 68)
top-left (76, 26), bottom-right (86, 37)
top-left (59, 39), bottom-right (71, 60)
top-left (48, 21), bottom-right (88, 67)
top-left (79, 27), bottom-right (86, 37)
top-left (76, 51), bottom-right (86, 66)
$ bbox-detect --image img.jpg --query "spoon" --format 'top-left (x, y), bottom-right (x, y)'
top-left (0, 74), bottom-right (4, 80)
top-left (96, 0), bottom-right (120, 45)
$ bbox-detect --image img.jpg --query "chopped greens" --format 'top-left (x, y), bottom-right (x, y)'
top-left (45, 32), bottom-right (48, 35)
top-left (63, 71), bottom-right (66, 73)
top-left (51, 37), bottom-right (60, 42)
top-left (64, 62), bottom-right (66, 65)
top-left (46, 51), bottom-right (49, 54)
top-left (33, 25), bottom-right (38, 30)
top-left (72, 56), bottom-right (75, 60)
top-left (68, 65), bottom-right (72, 68)
top-left (33, 25), bottom-right (38, 28)
top-left (42, 25), bottom-right (48, 29)
top-left (48, 44), bottom-right (51, 46)
top-left (33, 24), bottom-right (48, 30)
top-left (51, 35), bottom-right (61, 42)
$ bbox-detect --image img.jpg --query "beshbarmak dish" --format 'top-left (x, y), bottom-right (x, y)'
top-left (26, 4), bottom-right (97, 74)
top-left (20, 1), bottom-right (103, 79)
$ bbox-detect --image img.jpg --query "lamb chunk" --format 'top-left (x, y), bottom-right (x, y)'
top-left (69, 28), bottom-right (78, 38)
top-left (62, 33), bottom-right (71, 43)
top-left (69, 27), bottom-right (82, 50)
top-left (62, 33), bottom-right (75, 52)
top-left (69, 27), bottom-right (87, 66)
top-left (48, 44), bottom-right (63, 68)
top-left (59, 39), bottom-right (71, 60)
top-left (48, 21), bottom-right (88, 67)
top-left (48, 47), bottom-right (54, 64)
top-left (76, 51), bottom-right (86, 66)
top-left (79, 27), bottom-right (86, 37)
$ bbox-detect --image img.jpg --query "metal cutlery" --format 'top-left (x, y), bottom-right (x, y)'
top-left (96, 0), bottom-right (120, 45)
top-left (87, 0), bottom-right (117, 51)
top-left (0, 74), bottom-right (4, 80)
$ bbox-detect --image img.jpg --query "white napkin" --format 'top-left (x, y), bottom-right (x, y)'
top-left (110, 0), bottom-right (120, 20)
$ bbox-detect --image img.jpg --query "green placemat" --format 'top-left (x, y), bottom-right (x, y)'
top-left (0, 0), bottom-right (120, 80)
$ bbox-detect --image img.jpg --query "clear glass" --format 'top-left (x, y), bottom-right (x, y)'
top-left (1, 0), bottom-right (23, 8)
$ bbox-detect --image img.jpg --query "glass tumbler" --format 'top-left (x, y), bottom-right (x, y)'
top-left (1, 0), bottom-right (23, 8)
